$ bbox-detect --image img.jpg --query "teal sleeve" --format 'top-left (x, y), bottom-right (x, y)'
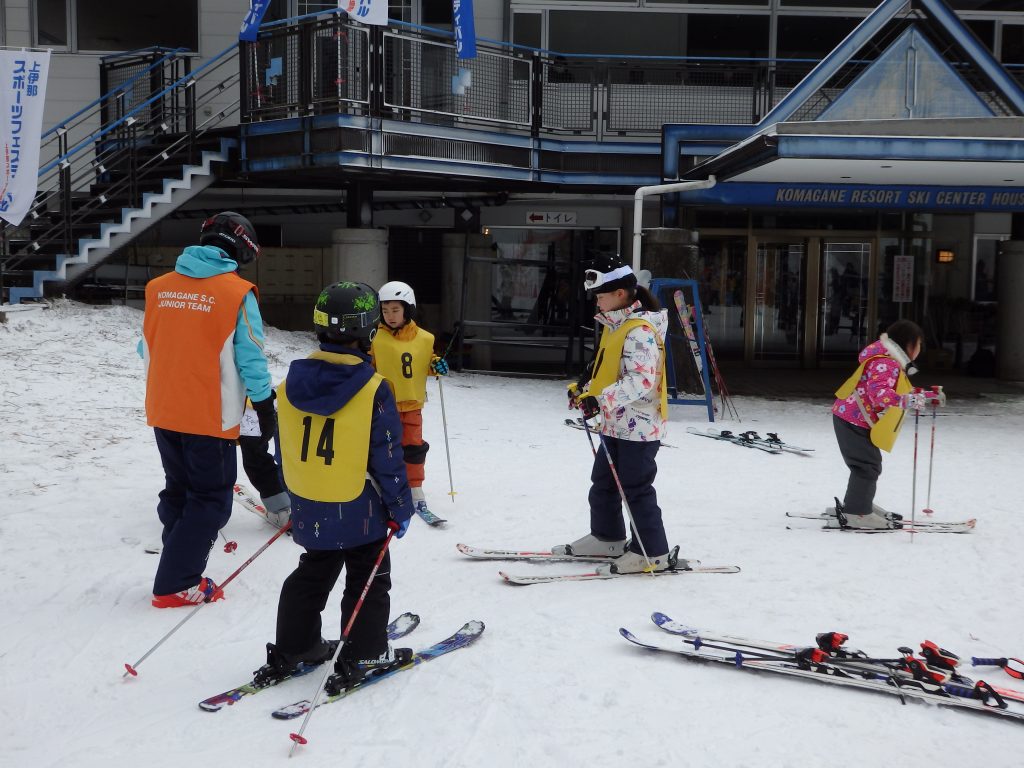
top-left (234, 291), bottom-right (273, 402)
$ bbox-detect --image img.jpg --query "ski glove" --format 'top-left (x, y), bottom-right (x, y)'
top-left (387, 517), bottom-right (412, 539)
top-left (430, 355), bottom-right (449, 376)
top-left (567, 382), bottom-right (600, 418)
top-left (250, 392), bottom-right (277, 447)
top-left (899, 387), bottom-right (946, 411)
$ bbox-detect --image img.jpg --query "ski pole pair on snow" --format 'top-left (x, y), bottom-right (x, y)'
top-left (908, 385), bottom-right (942, 538)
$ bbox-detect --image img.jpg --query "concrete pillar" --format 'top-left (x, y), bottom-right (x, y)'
top-left (640, 228), bottom-right (701, 280)
top-left (997, 238), bottom-right (1024, 381)
top-left (442, 233), bottom-right (492, 369)
top-left (327, 228), bottom-right (388, 289)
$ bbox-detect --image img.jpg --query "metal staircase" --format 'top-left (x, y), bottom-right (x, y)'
top-left (1, 44), bottom-right (242, 304)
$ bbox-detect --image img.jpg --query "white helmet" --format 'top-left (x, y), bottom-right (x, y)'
top-left (379, 280), bottom-right (416, 306)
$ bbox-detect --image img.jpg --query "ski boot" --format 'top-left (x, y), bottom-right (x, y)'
top-left (252, 638), bottom-right (337, 688)
top-left (324, 645), bottom-right (414, 696)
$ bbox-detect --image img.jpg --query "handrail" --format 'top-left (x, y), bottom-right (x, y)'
top-left (39, 43), bottom-right (235, 177)
top-left (41, 47), bottom-right (188, 140)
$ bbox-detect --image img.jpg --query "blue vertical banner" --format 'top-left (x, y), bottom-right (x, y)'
top-left (239, 0), bottom-right (272, 42)
top-left (452, 0), bottom-right (477, 59)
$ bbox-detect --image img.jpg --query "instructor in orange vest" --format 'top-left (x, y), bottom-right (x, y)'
top-left (141, 212), bottom-right (274, 608)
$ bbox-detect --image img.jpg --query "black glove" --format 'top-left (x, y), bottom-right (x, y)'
top-left (580, 396), bottom-right (600, 420)
top-left (250, 392), bottom-right (277, 447)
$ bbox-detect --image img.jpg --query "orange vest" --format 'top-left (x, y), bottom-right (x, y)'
top-left (143, 270), bottom-right (257, 439)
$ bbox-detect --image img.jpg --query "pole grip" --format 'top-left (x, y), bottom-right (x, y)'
top-left (972, 657), bottom-right (1008, 667)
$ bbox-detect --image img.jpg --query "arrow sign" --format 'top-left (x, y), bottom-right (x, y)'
top-left (526, 211), bottom-right (577, 225)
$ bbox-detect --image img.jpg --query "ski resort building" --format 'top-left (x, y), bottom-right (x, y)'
top-left (2, 0), bottom-right (1024, 379)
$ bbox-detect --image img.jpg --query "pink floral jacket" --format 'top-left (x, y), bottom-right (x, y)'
top-left (832, 335), bottom-right (911, 429)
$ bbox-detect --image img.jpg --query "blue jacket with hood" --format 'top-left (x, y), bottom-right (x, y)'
top-left (282, 343), bottom-right (414, 550)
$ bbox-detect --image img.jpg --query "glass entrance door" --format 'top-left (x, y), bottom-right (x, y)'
top-left (753, 240), bottom-right (807, 362)
top-left (819, 241), bottom-right (871, 361)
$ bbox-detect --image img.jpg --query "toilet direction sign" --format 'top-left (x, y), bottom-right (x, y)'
top-left (526, 211), bottom-right (578, 225)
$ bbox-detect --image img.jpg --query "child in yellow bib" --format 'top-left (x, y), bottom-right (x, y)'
top-left (555, 257), bottom-right (673, 575)
top-left (370, 280), bottom-right (449, 524)
top-left (831, 320), bottom-right (942, 529)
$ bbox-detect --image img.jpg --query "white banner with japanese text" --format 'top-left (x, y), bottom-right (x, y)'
top-left (0, 50), bottom-right (50, 226)
top-left (341, 0), bottom-right (387, 27)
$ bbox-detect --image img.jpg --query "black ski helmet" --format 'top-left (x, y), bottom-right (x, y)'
top-left (313, 281), bottom-right (381, 348)
top-left (200, 211), bottom-right (260, 264)
top-left (583, 253), bottom-right (637, 297)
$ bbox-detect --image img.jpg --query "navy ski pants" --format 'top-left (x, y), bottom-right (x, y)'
top-left (153, 428), bottom-right (236, 595)
top-left (275, 542), bottom-right (392, 662)
top-left (588, 436), bottom-right (668, 555)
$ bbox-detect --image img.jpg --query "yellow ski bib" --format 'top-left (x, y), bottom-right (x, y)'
top-left (371, 326), bottom-right (435, 407)
top-left (835, 355), bottom-right (912, 452)
top-left (277, 351), bottom-right (383, 502)
top-left (584, 318), bottom-right (668, 419)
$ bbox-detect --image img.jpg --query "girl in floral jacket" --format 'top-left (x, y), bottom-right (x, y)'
top-left (555, 257), bottom-right (672, 574)
top-left (832, 320), bottom-right (924, 528)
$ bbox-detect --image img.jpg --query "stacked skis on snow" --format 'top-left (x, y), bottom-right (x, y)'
top-left (686, 427), bottom-right (812, 455)
top-left (785, 509), bottom-right (976, 534)
top-left (620, 613), bottom-right (1024, 724)
top-left (457, 543), bottom-right (740, 584)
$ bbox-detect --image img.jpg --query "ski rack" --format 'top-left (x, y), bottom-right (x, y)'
top-left (649, 278), bottom-right (715, 422)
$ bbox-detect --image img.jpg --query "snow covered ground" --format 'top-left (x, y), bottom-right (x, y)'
top-left (3, 301), bottom-right (1024, 768)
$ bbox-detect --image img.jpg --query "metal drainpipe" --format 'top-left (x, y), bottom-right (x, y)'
top-left (631, 176), bottom-right (717, 272)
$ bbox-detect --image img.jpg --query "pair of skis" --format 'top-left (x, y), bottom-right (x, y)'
top-left (785, 509), bottom-right (976, 535)
top-left (456, 543), bottom-right (740, 584)
top-left (686, 427), bottom-right (812, 455)
top-left (621, 613), bottom-right (1024, 724)
top-left (198, 613), bottom-right (484, 718)
top-left (672, 289), bottom-right (739, 421)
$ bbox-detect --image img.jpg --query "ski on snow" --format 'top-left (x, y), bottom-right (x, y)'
top-left (233, 483), bottom-right (284, 530)
top-left (198, 612), bottom-right (421, 712)
top-left (414, 504), bottom-right (447, 527)
top-left (457, 542), bottom-right (616, 564)
top-left (785, 509), bottom-right (976, 534)
top-left (620, 622), bottom-right (1024, 724)
top-left (270, 620), bottom-right (485, 720)
top-left (497, 545), bottom-right (740, 585)
top-left (563, 418), bottom-right (676, 448)
top-left (649, 612), bottom-right (1024, 705)
top-left (685, 427), bottom-right (781, 454)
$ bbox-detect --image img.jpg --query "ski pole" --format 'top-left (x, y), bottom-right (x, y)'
top-left (910, 403), bottom-right (920, 543)
top-left (971, 656), bottom-right (1024, 680)
top-left (435, 375), bottom-right (456, 502)
top-left (579, 418), bottom-right (656, 577)
top-left (923, 387), bottom-right (940, 515)
top-left (289, 521), bottom-right (401, 755)
top-left (123, 521), bottom-right (292, 677)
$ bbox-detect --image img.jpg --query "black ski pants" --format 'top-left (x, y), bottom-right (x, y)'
top-left (238, 435), bottom-right (286, 500)
top-left (153, 428), bottom-right (235, 595)
top-left (275, 541), bottom-right (392, 662)
top-left (588, 436), bottom-right (668, 555)
top-left (833, 414), bottom-right (882, 516)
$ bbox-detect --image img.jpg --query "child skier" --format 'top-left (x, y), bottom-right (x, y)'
top-left (555, 257), bottom-right (672, 574)
top-left (238, 400), bottom-right (290, 527)
top-left (253, 282), bottom-right (415, 693)
top-left (370, 281), bottom-right (449, 522)
top-left (832, 320), bottom-right (945, 529)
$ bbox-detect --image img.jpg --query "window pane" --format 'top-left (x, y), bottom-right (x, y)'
top-left (964, 19), bottom-right (995, 53)
top-left (1004, 25), bottom-right (1024, 65)
top-left (779, 0), bottom-right (875, 7)
top-left (647, 0), bottom-right (768, 5)
top-left (688, 14), bottom-right (769, 58)
top-left (36, 0), bottom-right (68, 46)
top-left (947, 1), bottom-right (1024, 10)
top-left (513, 13), bottom-right (541, 50)
top-left (777, 15), bottom-right (860, 60)
top-left (76, 0), bottom-right (198, 52)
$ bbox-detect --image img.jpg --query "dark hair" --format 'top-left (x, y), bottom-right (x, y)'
top-left (634, 285), bottom-right (661, 312)
top-left (885, 319), bottom-right (924, 353)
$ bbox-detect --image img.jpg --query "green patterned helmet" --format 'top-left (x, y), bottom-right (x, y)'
top-left (313, 281), bottom-right (381, 346)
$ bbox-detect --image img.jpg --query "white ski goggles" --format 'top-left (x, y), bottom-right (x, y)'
top-left (584, 265), bottom-right (633, 292)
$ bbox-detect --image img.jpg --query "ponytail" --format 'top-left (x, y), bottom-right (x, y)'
top-left (634, 285), bottom-right (661, 312)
